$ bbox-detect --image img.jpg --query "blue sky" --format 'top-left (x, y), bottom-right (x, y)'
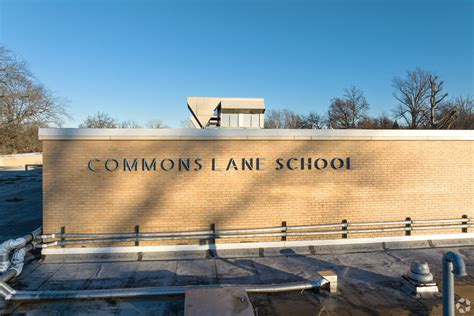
top-left (1, 0), bottom-right (473, 127)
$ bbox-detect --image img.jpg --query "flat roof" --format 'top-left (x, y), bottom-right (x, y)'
top-left (38, 128), bottom-right (474, 141)
top-left (187, 97), bottom-right (265, 109)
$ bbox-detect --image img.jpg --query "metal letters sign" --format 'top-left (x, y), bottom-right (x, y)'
top-left (87, 157), bottom-right (351, 172)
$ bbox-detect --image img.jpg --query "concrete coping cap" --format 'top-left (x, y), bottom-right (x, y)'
top-left (38, 128), bottom-right (474, 141)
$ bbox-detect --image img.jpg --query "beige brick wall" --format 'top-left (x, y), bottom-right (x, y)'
top-left (42, 140), bottom-right (473, 244)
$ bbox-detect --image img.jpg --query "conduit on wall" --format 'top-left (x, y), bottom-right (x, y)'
top-left (38, 217), bottom-right (472, 248)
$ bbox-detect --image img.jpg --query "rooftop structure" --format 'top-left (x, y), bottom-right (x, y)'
top-left (187, 97), bottom-right (265, 129)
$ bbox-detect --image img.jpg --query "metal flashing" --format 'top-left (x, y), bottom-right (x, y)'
top-left (39, 128), bottom-right (474, 141)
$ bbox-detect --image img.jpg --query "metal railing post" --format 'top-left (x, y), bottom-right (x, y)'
top-left (405, 217), bottom-right (412, 236)
top-left (341, 220), bottom-right (348, 239)
top-left (208, 223), bottom-right (216, 258)
top-left (60, 226), bottom-right (65, 248)
top-left (462, 215), bottom-right (468, 233)
top-left (281, 221), bottom-right (287, 241)
top-left (134, 225), bottom-right (140, 246)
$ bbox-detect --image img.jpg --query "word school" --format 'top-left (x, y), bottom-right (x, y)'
top-left (87, 157), bottom-right (351, 172)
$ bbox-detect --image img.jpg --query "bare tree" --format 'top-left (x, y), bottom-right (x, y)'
top-left (440, 96), bottom-right (473, 129)
top-left (120, 120), bottom-right (142, 128)
top-left (79, 112), bottom-right (118, 128)
top-left (298, 112), bottom-right (325, 129)
top-left (0, 46), bottom-right (69, 153)
top-left (357, 113), bottom-right (397, 129)
top-left (281, 109), bottom-right (301, 128)
top-left (344, 86), bottom-right (370, 127)
top-left (146, 119), bottom-right (167, 128)
top-left (264, 110), bottom-right (283, 128)
top-left (327, 86), bottom-right (369, 128)
top-left (327, 98), bottom-right (349, 128)
top-left (392, 68), bottom-right (431, 128)
top-left (428, 75), bottom-right (451, 128)
top-left (0, 46), bottom-right (68, 127)
top-left (264, 109), bottom-right (302, 128)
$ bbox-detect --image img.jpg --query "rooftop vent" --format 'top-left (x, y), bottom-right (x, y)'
top-left (402, 260), bottom-right (439, 296)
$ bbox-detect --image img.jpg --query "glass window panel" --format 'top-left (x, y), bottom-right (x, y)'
top-left (229, 114), bottom-right (238, 127)
top-left (242, 114), bottom-right (251, 127)
top-left (251, 114), bottom-right (260, 128)
top-left (221, 113), bottom-right (230, 127)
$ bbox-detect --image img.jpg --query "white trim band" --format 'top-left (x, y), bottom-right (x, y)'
top-left (41, 233), bottom-right (474, 255)
top-left (38, 128), bottom-right (474, 141)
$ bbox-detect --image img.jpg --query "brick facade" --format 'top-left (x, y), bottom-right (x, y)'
top-left (41, 133), bottom-right (473, 246)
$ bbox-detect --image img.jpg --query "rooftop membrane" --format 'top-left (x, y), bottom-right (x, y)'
top-left (6, 240), bottom-right (474, 314)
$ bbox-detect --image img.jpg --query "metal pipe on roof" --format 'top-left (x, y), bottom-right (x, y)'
top-left (40, 232), bottom-right (287, 247)
top-left (41, 230), bottom-right (214, 240)
top-left (41, 228), bottom-right (283, 240)
top-left (0, 277), bottom-right (330, 301)
top-left (412, 218), bottom-right (470, 224)
top-left (0, 228), bottom-right (40, 274)
top-left (347, 221), bottom-right (410, 227)
top-left (218, 233), bottom-right (284, 239)
top-left (289, 223), bottom-right (345, 230)
top-left (37, 222), bottom-right (473, 247)
top-left (217, 227), bottom-right (283, 234)
top-left (39, 235), bottom-right (216, 247)
top-left (36, 217), bottom-right (473, 251)
top-left (40, 218), bottom-right (472, 241)
top-left (0, 270), bottom-right (16, 284)
top-left (442, 251), bottom-right (467, 316)
top-left (287, 231), bottom-right (344, 236)
top-left (413, 225), bottom-right (470, 231)
top-left (41, 225), bottom-right (472, 247)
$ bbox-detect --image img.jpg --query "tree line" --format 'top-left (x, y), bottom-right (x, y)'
top-left (265, 73), bottom-right (473, 130)
top-left (1, 46), bottom-right (473, 154)
top-left (78, 112), bottom-right (167, 129)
